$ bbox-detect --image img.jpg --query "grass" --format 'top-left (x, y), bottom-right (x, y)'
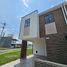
top-left (0, 48), bottom-right (32, 66)
top-left (27, 48), bottom-right (32, 55)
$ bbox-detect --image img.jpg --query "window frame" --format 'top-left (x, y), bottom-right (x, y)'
top-left (24, 18), bottom-right (30, 27)
top-left (44, 13), bottom-right (55, 24)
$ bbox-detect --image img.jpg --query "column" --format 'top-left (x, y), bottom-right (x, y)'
top-left (20, 40), bottom-right (27, 59)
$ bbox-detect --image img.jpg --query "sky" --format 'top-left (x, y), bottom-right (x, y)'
top-left (0, 0), bottom-right (66, 39)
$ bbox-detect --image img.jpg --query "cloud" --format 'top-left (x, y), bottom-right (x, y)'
top-left (21, 0), bottom-right (31, 7)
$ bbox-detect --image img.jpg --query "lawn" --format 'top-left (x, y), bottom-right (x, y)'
top-left (0, 48), bottom-right (32, 66)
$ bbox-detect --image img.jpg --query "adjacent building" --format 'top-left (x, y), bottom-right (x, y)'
top-left (0, 36), bottom-right (12, 48)
top-left (0, 36), bottom-right (18, 48)
top-left (19, 2), bottom-right (67, 64)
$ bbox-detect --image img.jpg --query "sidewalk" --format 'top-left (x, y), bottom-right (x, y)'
top-left (1, 55), bottom-right (34, 67)
top-left (0, 48), bottom-right (20, 55)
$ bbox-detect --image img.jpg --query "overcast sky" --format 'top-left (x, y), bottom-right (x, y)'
top-left (0, 0), bottom-right (65, 39)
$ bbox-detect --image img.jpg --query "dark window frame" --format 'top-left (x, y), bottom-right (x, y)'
top-left (24, 18), bottom-right (30, 27)
top-left (44, 13), bottom-right (55, 24)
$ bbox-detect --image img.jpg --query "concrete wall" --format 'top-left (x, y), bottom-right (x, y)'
top-left (33, 38), bottom-right (47, 56)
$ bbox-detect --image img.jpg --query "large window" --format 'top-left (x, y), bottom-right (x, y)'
top-left (44, 13), bottom-right (55, 24)
top-left (24, 18), bottom-right (30, 27)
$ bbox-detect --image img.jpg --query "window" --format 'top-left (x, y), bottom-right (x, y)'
top-left (24, 18), bottom-right (30, 27)
top-left (44, 13), bottom-right (55, 24)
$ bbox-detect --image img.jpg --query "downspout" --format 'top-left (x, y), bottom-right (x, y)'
top-left (61, 4), bottom-right (67, 24)
top-left (63, 4), bottom-right (67, 16)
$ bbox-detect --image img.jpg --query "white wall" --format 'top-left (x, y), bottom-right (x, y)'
top-left (45, 22), bottom-right (57, 35)
top-left (33, 38), bottom-right (47, 56)
top-left (19, 11), bottom-right (39, 40)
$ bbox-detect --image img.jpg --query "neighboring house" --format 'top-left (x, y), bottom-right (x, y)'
top-left (11, 39), bottom-right (18, 48)
top-left (19, 2), bottom-right (67, 64)
top-left (0, 36), bottom-right (12, 48)
top-left (11, 39), bottom-right (21, 48)
top-left (0, 36), bottom-right (18, 48)
top-left (27, 44), bottom-right (32, 48)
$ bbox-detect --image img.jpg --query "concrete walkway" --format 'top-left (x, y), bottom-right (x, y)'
top-left (1, 55), bottom-right (34, 67)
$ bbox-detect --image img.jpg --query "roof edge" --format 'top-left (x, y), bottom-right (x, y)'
top-left (21, 10), bottom-right (38, 19)
top-left (39, 1), bottom-right (67, 16)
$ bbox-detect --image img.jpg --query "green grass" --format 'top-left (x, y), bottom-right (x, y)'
top-left (0, 48), bottom-right (32, 66)
top-left (27, 48), bottom-right (32, 55)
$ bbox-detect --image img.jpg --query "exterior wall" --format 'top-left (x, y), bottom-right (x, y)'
top-left (19, 11), bottom-right (39, 40)
top-left (46, 34), bottom-right (67, 64)
top-left (33, 38), bottom-right (47, 57)
top-left (39, 15), bottom-right (45, 37)
top-left (53, 8), bottom-right (66, 33)
top-left (39, 7), bottom-right (67, 64)
top-left (39, 8), bottom-right (66, 37)
top-left (23, 27), bottom-right (30, 36)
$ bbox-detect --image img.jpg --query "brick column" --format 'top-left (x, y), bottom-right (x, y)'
top-left (20, 40), bottom-right (27, 59)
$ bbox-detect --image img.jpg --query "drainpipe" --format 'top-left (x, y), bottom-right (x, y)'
top-left (63, 5), bottom-right (67, 16)
top-left (61, 4), bottom-right (67, 24)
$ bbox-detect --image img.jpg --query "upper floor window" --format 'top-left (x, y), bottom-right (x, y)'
top-left (24, 18), bottom-right (30, 27)
top-left (44, 13), bottom-right (55, 24)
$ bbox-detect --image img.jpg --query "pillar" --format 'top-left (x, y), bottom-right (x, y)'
top-left (20, 40), bottom-right (27, 59)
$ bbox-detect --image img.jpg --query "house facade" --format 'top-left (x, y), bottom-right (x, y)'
top-left (19, 2), bottom-right (67, 64)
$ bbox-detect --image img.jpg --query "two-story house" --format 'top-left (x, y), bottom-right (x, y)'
top-left (19, 2), bottom-right (67, 64)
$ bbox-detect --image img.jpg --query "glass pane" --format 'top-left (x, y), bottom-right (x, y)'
top-left (44, 13), bottom-right (55, 24)
top-left (44, 16), bottom-right (50, 24)
top-left (24, 18), bottom-right (30, 27)
top-left (49, 14), bottom-right (55, 23)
